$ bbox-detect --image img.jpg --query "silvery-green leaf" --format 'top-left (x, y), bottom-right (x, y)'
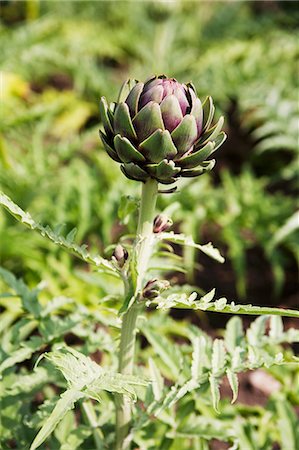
top-left (142, 327), bottom-right (181, 379)
top-left (275, 397), bottom-right (299, 450)
top-left (30, 389), bottom-right (84, 450)
top-left (225, 316), bottom-right (244, 353)
top-left (114, 102), bottom-right (137, 141)
top-left (269, 316), bottom-right (284, 342)
top-left (156, 232), bottom-right (225, 263)
top-left (149, 358), bottom-right (164, 401)
top-left (114, 134), bottom-right (145, 163)
top-left (0, 337), bottom-right (44, 374)
top-left (226, 369), bottom-right (239, 403)
top-left (209, 375), bottom-right (220, 412)
top-left (139, 129), bottom-right (177, 163)
top-left (212, 339), bottom-right (226, 376)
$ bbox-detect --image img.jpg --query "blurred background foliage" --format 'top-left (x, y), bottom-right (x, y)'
top-left (1, 2), bottom-right (299, 449)
top-left (1, 0), bottom-right (298, 306)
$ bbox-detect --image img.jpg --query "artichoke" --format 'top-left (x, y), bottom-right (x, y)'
top-left (99, 75), bottom-right (226, 185)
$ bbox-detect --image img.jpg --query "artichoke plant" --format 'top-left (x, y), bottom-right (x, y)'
top-left (99, 75), bottom-right (226, 185)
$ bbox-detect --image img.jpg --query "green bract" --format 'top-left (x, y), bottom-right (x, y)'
top-left (99, 75), bottom-right (226, 185)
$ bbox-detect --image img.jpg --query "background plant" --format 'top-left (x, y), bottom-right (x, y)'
top-left (0, 1), bottom-right (298, 449)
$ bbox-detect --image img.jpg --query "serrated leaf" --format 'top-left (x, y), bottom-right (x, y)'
top-left (269, 316), bottom-right (284, 342)
top-left (246, 316), bottom-right (268, 347)
top-left (66, 228), bottom-right (77, 243)
top-left (60, 425), bottom-right (92, 450)
top-left (200, 288), bottom-right (216, 304)
top-left (157, 232), bottom-right (225, 263)
top-left (45, 347), bottom-right (102, 389)
top-left (149, 358), bottom-right (164, 401)
top-left (209, 375), bottom-right (220, 412)
top-left (0, 267), bottom-right (41, 317)
top-left (194, 299), bottom-right (299, 318)
top-left (142, 328), bottom-right (182, 379)
top-left (149, 293), bottom-right (299, 318)
top-left (191, 336), bottom-right (202, 380)
top-left (276, 397), bottom-right (299, 450)
top-left (40, 296), bottom-right (74, 318)
top-left (151, 291), bottom-right (198, 310)
top-left (167, 379), bottom-right (198, 408)
top-left (211, 339), bottom-right (226, 376)
top-left (0, 336), bottom-right (44, 374)
top-left (0, 192), bottom-right (118, 276)
top-left (225, 316), bottom-right (244, 353)
top-left (234, 422), bottom-right (257, 450)
top-left (45, 347), bottom-right (147, 398)
top-left (86, 372), bottom-right (147, 402)
top-left (39, 314), bottom-right (82, 341)
top-left (191, 335), bottom-right (209, 379)
top-left (176, 415), bottom-right (235, 440)
top-left (5, 367), bottom-right (51, 395)
top-left (30, 389), bottom-right (84, 450)
top-left (226, 369), bottom-right (239, 403)
top-left (118, 195), bottom-right (138, 225)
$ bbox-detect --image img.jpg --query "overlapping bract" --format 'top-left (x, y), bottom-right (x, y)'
top-left (99, 75), bottom-right (226, 185)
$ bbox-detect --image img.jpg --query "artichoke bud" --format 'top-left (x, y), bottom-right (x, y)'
top-left (153, 214), bottom-right (173, 233)
top-left (112, 244), bottom-right (128, 268)
top-left (142, 278), bottom-right (170, 299)
top-left (146, 0), bottom-right (179, 22)
top-left (99, 75), bottom-right (227, 186)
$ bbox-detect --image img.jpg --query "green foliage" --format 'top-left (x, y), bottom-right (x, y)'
top-left (30, 347), bottom-right (147, 450)
top-left (0, 191), bottom-right (118, 275)
top-left (0, 267), bottom-right (298, 449)
top-left (150, 289), bottom-right (299, 319)
top-left (0, 1), bottom-right (298, 449)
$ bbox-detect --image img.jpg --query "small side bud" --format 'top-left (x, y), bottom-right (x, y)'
top-left (153, 214), bottom-right (173, 233)
top-left (142, 278), bottom-right (170, 299)
top-left (112, 244), bottom-right (128, 268)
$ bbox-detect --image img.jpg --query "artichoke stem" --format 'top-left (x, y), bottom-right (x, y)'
top-left (136, 178), bottom-right (159, 292)
top-left (115, 178), bottom-right (158, 450)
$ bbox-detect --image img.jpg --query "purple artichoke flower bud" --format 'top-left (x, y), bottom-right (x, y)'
top-left (153, 214), bottom-right (173, 233)
top-left (112, 244), bottom-right (128, 268)
top-left (142, 278), bottom-right (170, 299)
top-left (99, 75), bottom-right (226, 185)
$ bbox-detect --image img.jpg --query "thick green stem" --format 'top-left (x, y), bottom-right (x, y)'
top-left (135, 178), bottom-right (159, 292)
top-left (115, 179), bottom-right (158, 450)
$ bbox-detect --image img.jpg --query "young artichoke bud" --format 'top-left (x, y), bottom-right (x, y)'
top-left (112, 244), bottom-right (128, 268)
top-left (142, 278), bottom-right (170, 299)
top-left (153, 214), bottom-right (173, 233)
top-left (146, 0), bottom-right (179, 23)
top-left (99, 75), bottom-right (227, 185)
